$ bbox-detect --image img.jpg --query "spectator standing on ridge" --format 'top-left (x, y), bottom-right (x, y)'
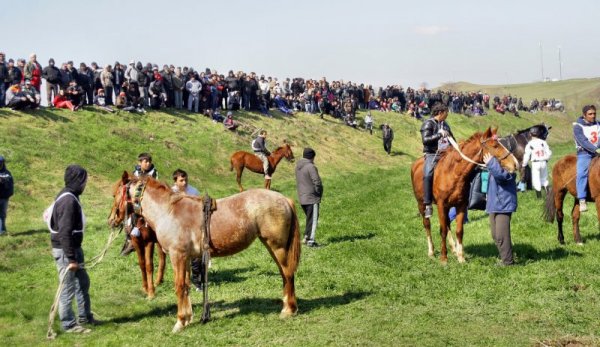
top-left (382, 123), bottom-right (394, 155)
top-left (100, 65), bottom-right (114, 105)
top-left (24, 53), bottom-right (42, 91)
top-left (295, 147), bottom-right (323, 248)
top-left (573, 105), bottom-right (600, 212)
top-left (42, 58), bottom-right (61, 107)
top-left (186, 74), bottom-right (201, 112)
top-left (0, 52), bottom-right (7, 107)
top-left (0, 156), bottom-right (14, 236)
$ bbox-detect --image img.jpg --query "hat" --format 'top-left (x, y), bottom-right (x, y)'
top-left (67, 60), bottom-right (73, 65)
top-left (129, 60), bottom-right (135, 65)
top-left (303, 148), bottom-right (316, 160)
top-left (8, 58), bottom-right (14, 63)
top-left (48, 58), bottom-right (55, 64)
top-left (227, 111), bottom-right (233, 116)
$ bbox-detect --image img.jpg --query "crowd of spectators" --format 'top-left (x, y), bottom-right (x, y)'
top-left (0, 51), bottom-right (567, 129)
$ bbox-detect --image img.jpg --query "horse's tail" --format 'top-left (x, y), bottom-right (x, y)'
top-left (285, 198), bottom-right (301, 273)
top-left (543, 185), bottom-right (556, 223)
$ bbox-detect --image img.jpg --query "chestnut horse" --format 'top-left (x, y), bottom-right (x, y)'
top-left (108, 172), bottom-right (301, 333)
top-left (230, 143), bottom-right (295, 191)
top-left (544, 155), bottom-right (600, 245)
top-left (111, 181), bottom-right (166, 298)
top-left (411, 127), bottom-right (518, 264)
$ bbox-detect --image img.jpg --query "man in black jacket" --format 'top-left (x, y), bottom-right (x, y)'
top-left (382, 123), bottom-right (394, 155)
top-left (420, 103), bottom-right (454, 218)
top-left (0, 156), bottom-right (13, 235)
top-left (50, 165), bottom-right (99, 333)
top-left (42, 58), bottom-right (61, 107)
top-left (0, 52), bottom-right (7, 107)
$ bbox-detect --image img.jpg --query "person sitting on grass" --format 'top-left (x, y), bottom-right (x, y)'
top-left (5, 84), bottom-right (36, 110)
top-left (93, 88), bottom-right (114, 113)
top-left (66, 80), bottom-right (85, 110)
top-left (223, 111), bottom-right (238, 131)
top-left (53, 89), bottom-right (75, 111)
top-left (21, 79), bottom-right (41, 109)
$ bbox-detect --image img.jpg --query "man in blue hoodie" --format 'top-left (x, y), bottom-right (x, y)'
top-left (573, 105), bottom-right (600, 212)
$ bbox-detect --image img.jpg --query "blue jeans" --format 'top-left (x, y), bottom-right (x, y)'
top-left (576, 152), bottom-right (593, 199)
top-left (52, 248), bottom-right (92, 330)
top-left (0, 198), bottom-right (7, 231)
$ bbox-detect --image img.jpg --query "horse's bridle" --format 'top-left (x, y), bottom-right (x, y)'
top-left (481, 135), bottom-right (513, 161)
top-left (113, 179), bottom-right (146, 227)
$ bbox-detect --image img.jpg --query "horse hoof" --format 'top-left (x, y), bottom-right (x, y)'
top-left (457, 256), bottom-right (466, 264)
top-left (172, 321), bottom-right (184, 333)
top-left (440, 259), bottom-right (448, 266)
top-left (576, 242), bottom-right (584, 246)
top-left (146, 293), bottom-right (155, 300)
top-left (279, 309), bottom-right (297, 319)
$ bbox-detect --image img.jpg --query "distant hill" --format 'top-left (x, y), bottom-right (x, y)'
top-left (439, 78), bottom-right (600, 113)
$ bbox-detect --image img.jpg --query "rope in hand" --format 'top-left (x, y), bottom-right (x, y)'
top-left (47, 268), bottom-right (68, 340)
top-left (47, 226), bottom-right (122, 339)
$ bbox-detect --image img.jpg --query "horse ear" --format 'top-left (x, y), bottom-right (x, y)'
top-left (282, 139), bottom-right (287, 144)
top-left (121, 170), bottom-right (129, 184)
top-left (483, 127), bottom-right (492, 138)
top-left (492, 127), bottom-right (498, 135)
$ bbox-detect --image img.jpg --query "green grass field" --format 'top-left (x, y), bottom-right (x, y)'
top-left (0, 84), bottom-right (599, 346)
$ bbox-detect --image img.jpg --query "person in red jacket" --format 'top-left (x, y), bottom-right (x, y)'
top-left (53, 90), bottom-right (75, 111)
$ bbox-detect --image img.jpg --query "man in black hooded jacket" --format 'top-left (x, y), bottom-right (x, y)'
top-left (50, 165), bottom-right (99, 333)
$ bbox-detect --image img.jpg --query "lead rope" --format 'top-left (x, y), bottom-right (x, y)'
top-left (200, 194), bottom-right (213, 324)
top-left (447, 137), bottom-right (487, 168)
top-left (47, 268), bottom-right (68, 339)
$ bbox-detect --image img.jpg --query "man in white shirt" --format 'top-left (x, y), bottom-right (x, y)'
top-left (522, 127), bottom-right (552, 199)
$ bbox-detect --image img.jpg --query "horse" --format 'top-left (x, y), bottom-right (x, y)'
top-left (230, 142), bottom-right (295, 191)
top-left (410, 127), bottom-right (518, 264)
top-left (499, 123), bottom-right (551, 183)
top-left (543, 155), bottom-right (600, 245)
top-left (108, 172), bottom-right (301, 333)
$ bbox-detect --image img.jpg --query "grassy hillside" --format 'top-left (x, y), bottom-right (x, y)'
top-left (1, 101), bottom-right (597, 346)
top-left (441, 78), bottom-right (600, 113)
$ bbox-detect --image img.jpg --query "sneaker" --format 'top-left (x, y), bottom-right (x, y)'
top-left (79, 317), bottom-right (103, 326)
top-left (580, 199), bottom-right (588, 212)
top-left (424, 205), bottom-right (433, 219)
top-left (120, 239), bottom-right (135, 256)
top-left (306, 242), bottom-right (320, 248)
top-left (65, 325), bottom-right (91, 334)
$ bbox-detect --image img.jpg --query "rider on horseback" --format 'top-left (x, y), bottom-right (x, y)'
top-left (420, 103), bottom-right (455, 218)
top-left (252, 130), bottom-right (271, 179)
top-left (573, 105), bottom-right (600, 212)
top-left (121, 153), bottom-right (158, 256)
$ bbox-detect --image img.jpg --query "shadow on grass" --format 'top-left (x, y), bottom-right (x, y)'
top-left (0, 108), bottom-right (71, 122)
top-left (108, 290), bottom-right (371, 323)
top-left (328, 232), bottom-right (376, 244)
top-left (464, 242), bottom-right (582, 262)
top-left (10, 229), bottom-right (47, 237)
top-left (163, 109), bottom-right (198, 121)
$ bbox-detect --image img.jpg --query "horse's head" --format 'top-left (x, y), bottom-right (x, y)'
top-left (108, 171), bottom-right (132, 228)
top-left (481, 127), bottom-right (519, 173)
top-left (282, 141), bottom-right (295, 163)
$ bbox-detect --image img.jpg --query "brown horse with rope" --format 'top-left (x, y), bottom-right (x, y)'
top-left (108, 172), bottom-right (301, 333)
top-left (230, 142), bottom-right (295, 191)
top-left (543, 155), bottom-right (600, 245)
top-left (411, 127), bottom-right (518, 264)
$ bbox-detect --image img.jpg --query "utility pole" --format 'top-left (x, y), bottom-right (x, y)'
top-left (539, 42), bottom-right (545, 81)
top-left (558, 46), bottom-right (563, 80)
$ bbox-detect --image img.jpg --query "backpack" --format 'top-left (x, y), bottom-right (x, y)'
top-left (468, 169), bottom-right (489, 210)
top-left (43, 192), bottom-right (80, 233)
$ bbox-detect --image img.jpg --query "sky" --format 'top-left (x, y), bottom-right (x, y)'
top-left (2, 0), bottom-right (600, 88)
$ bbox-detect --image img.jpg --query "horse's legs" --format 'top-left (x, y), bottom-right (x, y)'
top-left (235, 166), bottom-right (245, 192)
top-left (145, 242), bottom-right (156, 299)
top-left (170, 253), bottom-right (192, 333)
top-left (420, 203), bottom-right (435, 257)
top-left (571, 201), bottom-right (583, 245)
top-left (259, 238), bottom-right (298, 317)
top-left (555, 189), bottom-right (566, 244)
top-left (133, 237), bottom-right (149, 295)
top-left (264, 178), bottom-right (271, 190)
top-left (453, 207), bottom-right (467, 263)
top-left (155, 244), bottom-right (166, 286)
top-left (437, 203), bottom-right (449, 265)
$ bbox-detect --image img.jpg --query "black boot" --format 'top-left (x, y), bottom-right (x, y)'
top-left (535, 190), bottom-right (542, 199)
top-left (120, 235), bottom-right (135, 256)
